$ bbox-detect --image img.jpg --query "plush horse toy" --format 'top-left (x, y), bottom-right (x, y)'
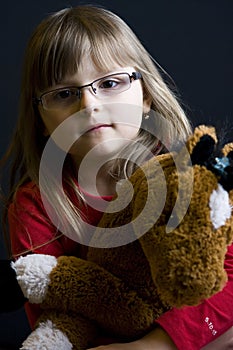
top-left (10, 125), bottom-right (233, 349)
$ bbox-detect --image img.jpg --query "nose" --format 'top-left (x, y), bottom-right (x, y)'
top-left (79, 86), bottom-right (98, 111)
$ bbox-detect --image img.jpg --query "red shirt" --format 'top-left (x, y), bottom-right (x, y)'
top-left (156, 244), bottom-right (233, 349)
top-left (8, 181), bottom-right (233, 349)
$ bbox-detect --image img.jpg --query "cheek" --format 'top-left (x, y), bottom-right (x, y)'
top-left (117, 124), bottom-right (141, 140)
top-left (108, 99), bottom-right (143, 131)
top-left (39, 109), bottom-right (73, 135)
top-left (120, 86), bottom-right (144, 107)
top-left (111, 104), bottom-right (142, 140)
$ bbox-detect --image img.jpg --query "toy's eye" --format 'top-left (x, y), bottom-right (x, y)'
top-left (210, 156), bottom-right (233, 192)
top-left (214, 157), bottom-right (229, 170)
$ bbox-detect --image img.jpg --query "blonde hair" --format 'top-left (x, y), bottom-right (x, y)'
top-left (2, 5), bottom-right (192, 250)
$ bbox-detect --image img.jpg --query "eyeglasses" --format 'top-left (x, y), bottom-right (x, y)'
top-left (34, 71), bottom-right (142, 111)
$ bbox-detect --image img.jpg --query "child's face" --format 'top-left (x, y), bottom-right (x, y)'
top-left (39, 60), bottom-right (151, 163)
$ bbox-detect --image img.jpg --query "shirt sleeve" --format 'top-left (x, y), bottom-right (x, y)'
top-left (8, 183), bottom-right (79, 328)
top-left (156, 243), bottom-right (233, 350)
top-left (8, 183), bottom-right (78, 258)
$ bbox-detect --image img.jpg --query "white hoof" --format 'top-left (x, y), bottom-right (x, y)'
top-left (11, 254), bottom-right (57, 303)
top-left (20, 320), bottom-right (73, 349)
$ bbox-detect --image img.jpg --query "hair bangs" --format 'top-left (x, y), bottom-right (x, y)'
top-left (33, 31), bottom-right (91, 92)
top-left (89, 34), bottom-right (138, 73)
top-left (32, 7), bottom-right (142, 92)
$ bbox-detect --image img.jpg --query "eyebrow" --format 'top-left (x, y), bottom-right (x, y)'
top-left (57, 69), bottom-right (130, 87)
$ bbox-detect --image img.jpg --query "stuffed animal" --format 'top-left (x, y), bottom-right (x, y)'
top-left (12, 125), bottom-right (233, 350)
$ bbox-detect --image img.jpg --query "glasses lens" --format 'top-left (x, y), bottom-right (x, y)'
top-left (93, 73), bottom-right (130, 98)
top-left (40, 73), bottom-right (133, 110)
top-left (42, 87), bottom-right (79, 110)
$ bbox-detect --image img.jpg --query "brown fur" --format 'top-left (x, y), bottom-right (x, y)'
top-left (37, 125), bottom-right (233, 349)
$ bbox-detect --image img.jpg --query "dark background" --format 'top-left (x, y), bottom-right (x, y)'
top-left (0, 0), bottom-right (232, 348)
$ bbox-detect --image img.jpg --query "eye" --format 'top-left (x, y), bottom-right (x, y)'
top-left (54, 88), bottom-right (77, 100)
top-left (99, 79), bottom-right (119, 89)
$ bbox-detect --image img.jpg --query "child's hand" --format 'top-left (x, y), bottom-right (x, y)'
top-left (87, 327), bottom-right (177, 350)
top-left (87, 342), bottom-right (142, 350)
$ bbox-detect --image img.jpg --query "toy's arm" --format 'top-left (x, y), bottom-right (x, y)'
top-left (13, 254), bottom-right (155, 339)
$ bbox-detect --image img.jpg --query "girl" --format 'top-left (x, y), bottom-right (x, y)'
top-left (1, 5), bottom-right (232, 349)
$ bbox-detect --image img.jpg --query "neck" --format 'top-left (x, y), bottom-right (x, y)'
top-left (74, 159), bottom-right (117, 197)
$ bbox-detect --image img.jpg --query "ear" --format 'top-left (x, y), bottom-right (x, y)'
top-left (222, 142), bottom-right (233, 157)
top-left (217, 144), bottom-right (233, 192)
top-left (186, 125), bottom-right (217, 156)
top-left (190, 134), bottom-right (216, 166)
top-left (143, 90), bottom-right (152, 114)
top-left (228, 150), bottom-right (233, 161)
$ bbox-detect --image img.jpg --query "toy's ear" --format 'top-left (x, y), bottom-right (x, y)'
top-left (187, 125), bottom-right (233, 192)
top-left (218, 144), bottom-right (233, 192)
top-left (190, 134), bottom-right (216, 166)
top-left (222, 143), bottom-right (233, 157)
top-left (186, 125), bottom-right (217, 165)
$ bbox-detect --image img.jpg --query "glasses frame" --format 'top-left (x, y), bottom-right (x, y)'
top-left (33, 71), bottom-right (142, 110)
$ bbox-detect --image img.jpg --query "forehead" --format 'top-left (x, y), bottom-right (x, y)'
top-left (64, 50), bottom-right (133, 78)
top-left (62, 61), bottom-right (135, 85)
top-left (34, 27), bottom-right (139, 96)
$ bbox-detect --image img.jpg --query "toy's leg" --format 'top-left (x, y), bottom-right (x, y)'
top-left (12, 254), bottom-right (57, 303)
top-left (20, 319), bottom-right (72, 350)
top-left (21, 311), bottom-right (98, 350)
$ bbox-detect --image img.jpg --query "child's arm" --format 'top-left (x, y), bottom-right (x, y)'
top-left (87, 324), bottom-right (233, 350)
top-left (87, 327), bottom-right (178, 349)
top-left (155, 243), bottom-right (233, 350)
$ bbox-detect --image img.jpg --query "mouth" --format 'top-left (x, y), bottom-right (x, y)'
top-left (85, 124), bottom-right (112, 133)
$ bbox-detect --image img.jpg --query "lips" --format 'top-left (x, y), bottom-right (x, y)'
top-left (85, 124), bottom-right (112, 133)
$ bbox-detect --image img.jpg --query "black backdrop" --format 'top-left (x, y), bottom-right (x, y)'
top-left (0, 0), bottom-right (232, 348)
